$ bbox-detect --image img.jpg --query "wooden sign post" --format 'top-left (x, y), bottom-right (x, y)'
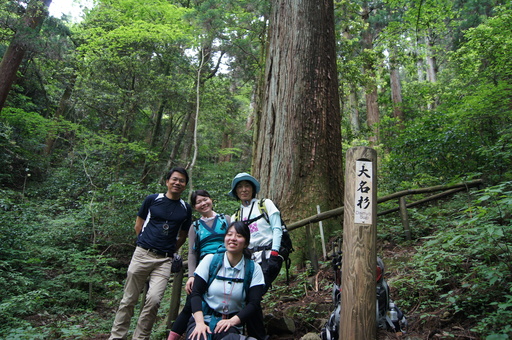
top-left (340, 146), bottom-right (377, 340)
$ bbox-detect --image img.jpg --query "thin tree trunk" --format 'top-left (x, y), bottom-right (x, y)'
top-left (365, 84), bottom-right (379, 144)
top-left (426, 38), bottom-right (437, 83)
top-left (426, 34), bottom-right (439, 109)
top-left (141, 99), bottom-right (166, 184)
top-left (349, 86), bottom-right (360, 133)
top-left (389, 55), bottom-right (404, 128)
top-left (188, 47), bottom-right (207, 192)
top-left (219, 133), bottom-right (233, 163)
top-left (0, 0), bottom-right (52, 111)
top-left (342, 31), bottom-right (360, 133)
top-left (361, 4), bottom-right (379, 145)
top-left (44, 74), bottom-right (76, 156)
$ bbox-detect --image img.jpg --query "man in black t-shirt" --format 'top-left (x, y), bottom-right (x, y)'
top-left (109, 167), bottom-right (192, 340)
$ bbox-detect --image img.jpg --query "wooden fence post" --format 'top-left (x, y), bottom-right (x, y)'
top-left (399, 197), bottom-right (411, 240)
top-left (306, 222), bottom-right (319, 272)
top-left (340, 146), bottom-right (377, 340)
top-left (166, 267), bottom-right (185, 330)
top-left (317, 205), bottom-right (327, 259)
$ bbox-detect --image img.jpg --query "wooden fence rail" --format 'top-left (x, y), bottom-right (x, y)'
top-left (287, 179), bottom-right (483, 231)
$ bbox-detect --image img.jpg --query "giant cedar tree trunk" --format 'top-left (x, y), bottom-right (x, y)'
top-left (0, 0), bottom-right (52, 111)
top-left (253, 0), bottom-right (344, 256)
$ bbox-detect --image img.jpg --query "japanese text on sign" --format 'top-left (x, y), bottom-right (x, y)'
top-left (354, 160), bottom-right (373, 224)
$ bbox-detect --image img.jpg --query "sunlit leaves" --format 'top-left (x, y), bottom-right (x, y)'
top-left (451, 5), bottom-right (512, 84)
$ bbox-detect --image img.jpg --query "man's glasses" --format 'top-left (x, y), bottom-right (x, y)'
top-left (169, 177), bottom-right (186, 184)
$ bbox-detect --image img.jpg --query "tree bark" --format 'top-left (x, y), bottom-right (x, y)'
top-left (0, 0), bottom-right (52, 111)
top-left (254, 0), bottom-right (344, 262)
top-left (426, 33), bottom-right (439, 109)
top-left (44, 74), bottom-right (76, 156)
top-left (348, 86), bottom-right (360, 133)
top-left (219, 133), bottom-right (233, 163)
top-left (361, 5), bottom-right (379, 145)
top-left (389, 55), bottom-right (404, 128)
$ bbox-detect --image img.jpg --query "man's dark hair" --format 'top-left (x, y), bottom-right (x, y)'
top-left (190, 189), bottom-right (210, 206)
top-left (166, 167), bottom-right (189, 184)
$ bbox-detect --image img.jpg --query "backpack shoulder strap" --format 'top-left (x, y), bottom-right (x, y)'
top-left (258, 198), bottom-right (266, 213)
top-left (179, 198), bottom-right (189, 212)
top-left (258, 198), bottom-right (270, 223)
top-left (207, 252), bottom-right (225, 288)
top-left (233, 207), bottom-right (241, 221)
top-left (193, 219), bottom-right (200, 255)
top-left (243, 258), bottom-right (255, 298)
top-left (217, 213), bottom-right (228, 230)
top-left (206, 253), bottom-right (254, 300)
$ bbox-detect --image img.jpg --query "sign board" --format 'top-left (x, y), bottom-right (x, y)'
top-left (354, 160), bottom-right (373, 224)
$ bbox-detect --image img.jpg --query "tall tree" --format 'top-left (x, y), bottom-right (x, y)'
top-left (389, 51), bottom-right (404, 127)
top-left (253, 0), bottom-right (344, 257)
top-left (0, 0), bottom-right (52, 111)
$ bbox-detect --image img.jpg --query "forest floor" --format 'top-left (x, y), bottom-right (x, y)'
top-left (262, 240), bottom-right (481, 340)
top-left (77, 241), bottom-right (480, 340)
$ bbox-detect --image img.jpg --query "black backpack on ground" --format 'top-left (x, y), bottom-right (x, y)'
top-left (320, 244), bottom-right (407, 339)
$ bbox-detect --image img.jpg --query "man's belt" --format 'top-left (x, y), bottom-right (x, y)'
top-left (138, 246), bottom-right (173, 258)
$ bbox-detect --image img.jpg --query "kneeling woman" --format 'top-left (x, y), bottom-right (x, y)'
top-left (187, 221), bottom-right (267, 340)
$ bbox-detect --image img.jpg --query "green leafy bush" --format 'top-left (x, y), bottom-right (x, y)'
top-left (392, 182), bottom-right (512, 337)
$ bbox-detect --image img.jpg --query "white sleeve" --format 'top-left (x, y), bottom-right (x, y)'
top-left (194, 253), bottom-right (214, 281)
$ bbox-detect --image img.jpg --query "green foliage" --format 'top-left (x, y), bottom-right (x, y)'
top-left (0, 108), bottom-right (52, 185)
top-left (391, 182), bottom-right (512, 337)
top-left (451, 5), bottom-right (512, 84)
top-left (380, 3), bottom-right (512, 190)
top-left (380, 111), bottom-right (482, 190)
top-left (191, 161), bottom-right (248, 215)
top-left (2, 324), bottom-right (48, 340)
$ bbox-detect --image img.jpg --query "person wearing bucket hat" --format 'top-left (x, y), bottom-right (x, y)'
top-left (229, 173), bottom-right (283, 291)
top-left (228, 173), bottom-right (261, 200)
top-left (229, 173), bottom-right (282, 339)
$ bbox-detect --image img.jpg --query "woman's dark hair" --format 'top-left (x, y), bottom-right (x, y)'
top-left (166, 167), bottom-right (189, 184)
top-left (227, 221), bottom-right (252, 259)
top-left (190, 189), bottom-right (211, 206)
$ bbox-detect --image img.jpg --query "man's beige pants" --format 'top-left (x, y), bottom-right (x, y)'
top-left (109, 246), bottom-right (173, 340)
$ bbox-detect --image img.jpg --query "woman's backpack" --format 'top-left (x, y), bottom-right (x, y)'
top-left (234, 198), bottom-right (294, 283)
